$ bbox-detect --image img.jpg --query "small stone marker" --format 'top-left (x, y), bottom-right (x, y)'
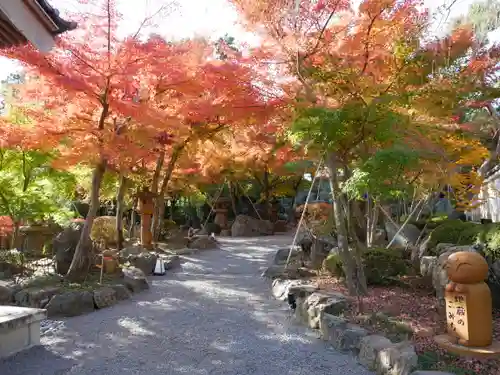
top-left (435, 251), bottom-right (500, 358)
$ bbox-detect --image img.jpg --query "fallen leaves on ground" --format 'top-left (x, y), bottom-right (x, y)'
top-left (316, 275), bottom-right (500, 375)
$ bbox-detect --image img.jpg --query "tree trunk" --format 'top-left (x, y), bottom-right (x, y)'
top-left (66, 160), bottom-right (106, 282)
top-left (263, 168), bottom-right (270, 214)
top-left (154, 196), bottom-right (166, 240)
top-left (169, 197), bottom-right (177, 220)
top-left (152, 146), bottom-right (183, 242)
top-left (141, 212), bottom-right (153, 249)
top-left (10, 220), bottom-right (20, 250)
top-left (150, 152), bottom-right (164, 240)
top-left (115, 174), bottom-right (127, 251)
top-left (347, 200), bottom-right (368, 294)
top-left (369, 204), bottom-right (379, 246)
top-left (366, 197), bottom-right (372, 247)
top-left (129, 196), bottom-right (138, 238)
top-left (325, 152), bottom-right (367, 296)
top-left (228, 180), bottom-right (238, 217)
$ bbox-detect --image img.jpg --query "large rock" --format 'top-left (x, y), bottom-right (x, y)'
top-left (319, 312), bottom-right (368, 353)
top-left (231, 215), bottom-right (274, 237)
top-left (109, 283), bottom-right (132, 300)
top-left (359, 335), bottom-right (393, 370)
top-left (122, 267), bottom-right (149, 293)
top-left (119, 245), bottom-right (148, 259)
top-left (376, 341), bottom-right (418, 375)
top-left (420, 256), bottom-right (438, 279)
top-left (199, 223), bottom-right (222, 235)
top-left (0, 280), bottom-right (19, 304)
top-left (410, 372), bottom-right (456, 375)
top-left (271, 278), bottom-right (318, 301)
top-left (295, 291), bottom-right (348, 329)
top-left (187, 235), bottom-right (218, 250)
top-left (273, 247), bottom-right (301, 265)
top-left (127, 252), bottom-right (158, 275)
top-left (415, 234), bottom-right (432, 260)
top-left (53, 222), bottom-right (91, 275)
top-left (45, 290), bottom-right (95, 317)
top-left (93, 287), bottom-right (117, 309)
top-left (162, 255), bottom-right (181, 270)
top-left (385, 221), bottom-right (420, 248)
top-left (220, 229), bottom-right (231, 237)
top-left (119, 245), bottom-right (144, 259)
top-left (14, 286), bottom-right (61, 308)
top-left (261, 265), bottom-right (300, 279)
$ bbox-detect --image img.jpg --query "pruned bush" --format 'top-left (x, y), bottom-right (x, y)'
top-left (426, 220), bottom-right (479, 254)
top-left (323, 252), bottom-right (343, 276)
top-left (363, 247), bottom-right (409, 285)
top-left (477, 223), bottom-right (500, 259)
top-left (408, 215), bottom-right (449, 231)
top-left (426, 220), bottom-right (500, 259)
top-left (163, 219), bottom-right (177, 230)
top-left (91, 216), bottom-right (127, 246)
top-left (322, 247), bottom-right (409, 286)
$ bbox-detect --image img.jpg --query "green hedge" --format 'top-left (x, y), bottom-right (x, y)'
top-left (427, 220), bottom-right (500, 258)
top-left (408, 215), bottom-right (452, 231)
top-left (323, 247), bottom-right (409, 286)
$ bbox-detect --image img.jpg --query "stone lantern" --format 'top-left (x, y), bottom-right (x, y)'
top-left (213, 197), bottom-right (231, 230)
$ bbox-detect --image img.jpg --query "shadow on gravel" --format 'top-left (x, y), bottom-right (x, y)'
top-left (0, 346), bottom-right (78, 375)
top-left (0, 235), bottom-right (372, 375)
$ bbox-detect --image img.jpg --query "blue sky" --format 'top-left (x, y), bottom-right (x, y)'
top-left (0, 0), bottom-right (498, 80)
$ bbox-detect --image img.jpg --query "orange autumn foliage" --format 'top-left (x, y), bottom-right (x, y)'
top-left (231, 0), bottom-right (499, 203)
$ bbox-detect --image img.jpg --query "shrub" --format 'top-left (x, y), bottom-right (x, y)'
top-left (322, 247), bottom-right (409, 286)
top-left (407, 215), bottom-right (449, 231)
top-left (477, 223), bottom-right (500, 259)
top-left (163, 219), bottom-right (177, 230)
top-left (323, 252), bottom-right (344, 277)
top-left (363, 247), bottom-right (409, 285)
top-left (426, 220), bottom-right (500, 259)
top-left (426, 220), bottom-right (479, 253)
top-left (91, 216), bottom-right (127, 246)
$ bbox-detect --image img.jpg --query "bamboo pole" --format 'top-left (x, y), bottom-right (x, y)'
top-left (285, 158), bottom-right (324, 269)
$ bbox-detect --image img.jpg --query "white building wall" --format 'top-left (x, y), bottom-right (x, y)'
top-left (0, 0), bottom-right (55, 52)
top-left (468, 170), bottom-right (500, 222)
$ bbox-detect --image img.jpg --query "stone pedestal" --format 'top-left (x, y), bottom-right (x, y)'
top-left (214, 208), bottom-right (229, 229)
top-left (434, 251), bottom-right (500, 359)
top-left (0, 306), bottom-right (46, 358)
top-left (269, 207), bottom-right (279, 223)
top-left (213, 197), bottom-right (231, 230)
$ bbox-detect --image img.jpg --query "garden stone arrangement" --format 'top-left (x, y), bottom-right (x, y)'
top-left (1, 235), bottom-right (376, 375)
top-left (264, 247), bottom-right (460, 375)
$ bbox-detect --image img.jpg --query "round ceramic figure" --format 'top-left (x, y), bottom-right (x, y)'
top-left (445, 251), bottom-right (492, 347)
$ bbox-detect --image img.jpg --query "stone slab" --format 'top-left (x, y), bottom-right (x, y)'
top-left (0, 305), bottom-right (46, 333)
top-left (435, 334), bottom-right (500, 359)
top-left (0, 305), bottom-right (46, 358)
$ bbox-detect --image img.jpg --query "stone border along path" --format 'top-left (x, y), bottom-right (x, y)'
top-left (267, 250), bottom-right (458, 375)
top-left (0, 234), bottom-right (373, 375)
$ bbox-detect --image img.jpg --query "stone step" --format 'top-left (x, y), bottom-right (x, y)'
top-left (0, 305), bottom-right (46, 358)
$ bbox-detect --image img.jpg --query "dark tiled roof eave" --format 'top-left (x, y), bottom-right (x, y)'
top-left (36, 0), bottom-right (77, 35)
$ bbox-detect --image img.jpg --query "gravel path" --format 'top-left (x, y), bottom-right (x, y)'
top-left (1, 235), bottom-right (373, 375)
